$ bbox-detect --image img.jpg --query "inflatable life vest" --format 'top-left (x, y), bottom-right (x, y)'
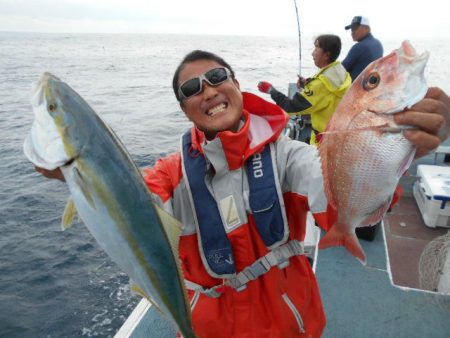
top-left (181, 130), bottom-right (290, 278)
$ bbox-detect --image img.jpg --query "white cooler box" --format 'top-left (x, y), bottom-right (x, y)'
top-left (413, 165), bottom-right (450, 228)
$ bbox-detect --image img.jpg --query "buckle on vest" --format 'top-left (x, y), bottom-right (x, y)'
top-left (195, 240), bottom-right (306, 296)
top-left (277, 260), bottom-right (290, 269)
top-left (265, 250), bottom-right (290, 269)
top-left (203, 287), bottom-right (224, 298)
top-left (235, 284), bottom-right (247, 292)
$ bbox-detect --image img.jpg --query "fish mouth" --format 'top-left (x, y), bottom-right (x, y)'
top-left (31, 78), bottom-right (45, 108)
top-left (399, 40), bottom-right (429, 70)
top-left (401, 40), bottom-right (417, 58)
top-left (382, 40), bottom-right (429, 114)
top-left (25, 72), bottom-right (71, 171)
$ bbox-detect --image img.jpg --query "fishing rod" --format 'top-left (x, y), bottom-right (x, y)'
top-left (293, 0), bottom-right (301, 77)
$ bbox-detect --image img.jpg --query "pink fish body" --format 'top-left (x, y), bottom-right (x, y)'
top-left (318, 41), bottom-right (429, 264)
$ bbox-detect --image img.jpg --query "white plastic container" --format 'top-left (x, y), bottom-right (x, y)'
top-left (413, 165), bottom-right (450, 228)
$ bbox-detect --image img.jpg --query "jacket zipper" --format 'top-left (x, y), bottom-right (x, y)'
top-left (282, 293), bottom-right (305, 333)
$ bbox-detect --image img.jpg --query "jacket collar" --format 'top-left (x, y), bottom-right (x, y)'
top-left (190, 92), bottom-right (289, 170)
top-left (316, 60), bottom-right (340, 77)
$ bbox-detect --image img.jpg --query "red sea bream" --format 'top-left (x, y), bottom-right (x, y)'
top-left (318, 41), bottom-right (429, 264)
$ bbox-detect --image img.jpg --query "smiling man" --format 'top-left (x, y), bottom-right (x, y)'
top-left (176, 60), bottom-right (243, 139)
top-left (342, 16), bottom-right (384, 81)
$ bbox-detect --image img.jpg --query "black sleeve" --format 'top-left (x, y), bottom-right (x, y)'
top-left (270, 88), bottom-right (312, 113)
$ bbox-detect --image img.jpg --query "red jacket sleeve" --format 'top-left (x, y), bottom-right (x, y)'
top-left (142, 152), bottom-right (182, 203)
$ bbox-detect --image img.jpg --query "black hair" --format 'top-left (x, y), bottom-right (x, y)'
top-left (315, 34), bottom-right (342, 62)
top-left (172, 50), bottom-right (235, 102)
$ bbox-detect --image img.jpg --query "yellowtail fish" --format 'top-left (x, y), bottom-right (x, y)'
top-left (23, 73), bottom-right (197, 338)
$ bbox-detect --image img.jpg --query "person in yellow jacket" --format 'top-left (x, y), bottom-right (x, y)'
top-left (258, 34), bottom-right (352, 145)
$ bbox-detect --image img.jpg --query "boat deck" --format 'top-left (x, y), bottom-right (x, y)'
top-left (318, 221), bottom-right (450, 338)
top-left (385, 147), bottom-right (450, 290)
top-left (384, 195), bottom-right (448, 289)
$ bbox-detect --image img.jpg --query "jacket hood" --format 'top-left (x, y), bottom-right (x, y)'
top-left (190, 92), bottom-right (289, 170)
top-left (317, 61), bottom-right (352, 97)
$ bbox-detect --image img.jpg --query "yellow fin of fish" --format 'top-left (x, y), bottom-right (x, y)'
top-left (61, 197), bottom-right (77, 230)
top-left (130, 281), bottom-right (164, 314)
top-left (154, 204), bottom-right (192, 321)
top-left (155, 205), bottom-right (183, 254)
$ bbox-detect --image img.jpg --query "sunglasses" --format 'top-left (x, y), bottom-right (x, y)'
top-left (178, 67), bottom-right (232, 100)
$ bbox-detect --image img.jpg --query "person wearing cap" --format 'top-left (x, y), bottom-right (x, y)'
top-left (342, 16), bottom-right (383, 81)
top-left (257, 34), bottom-right (351, 146)
top-left (342, 15), bottom-right (385, 241)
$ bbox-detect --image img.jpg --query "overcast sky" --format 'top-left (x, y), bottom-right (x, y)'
top-left (0, 0), bottom-right (448, 39)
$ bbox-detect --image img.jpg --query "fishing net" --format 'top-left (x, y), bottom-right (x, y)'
top-left (419, 231), bottom-right (450, 312)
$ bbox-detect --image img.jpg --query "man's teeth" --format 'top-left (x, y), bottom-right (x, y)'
top-left (207, 103), bottom-right (226, 116)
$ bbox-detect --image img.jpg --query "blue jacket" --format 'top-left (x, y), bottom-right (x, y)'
top-left (342, 33), bottom-right (383, 81)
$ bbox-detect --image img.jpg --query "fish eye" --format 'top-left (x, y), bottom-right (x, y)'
top-left (48, 103), bottom-right (57, 112)
top-left (363, 72), bottom-right (381, 90)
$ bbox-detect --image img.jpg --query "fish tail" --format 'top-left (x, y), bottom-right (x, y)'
top-left (319, 225), bottom-right (367, 265)
top-left (344, 234), bottom-right (367, 266)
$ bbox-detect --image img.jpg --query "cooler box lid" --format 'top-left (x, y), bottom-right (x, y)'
top-left (417, 165), bottom-right (450, 201)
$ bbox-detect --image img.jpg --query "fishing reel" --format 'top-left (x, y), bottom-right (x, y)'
top-left (284, 115), bottom-right (312, 143)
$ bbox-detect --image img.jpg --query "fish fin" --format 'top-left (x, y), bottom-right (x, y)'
top-left (320, 124), bottom-right (391, 135)
top-left (319, 225), bottom-right (367, 265)
top-left (154, 205), bottom-right (193, 321)
top-left (73, 167), bottom-right (96, 209)
top-left (154, 205), bottom-right (183, 251)
top-left (61, 197), bottom-right (77, 230)
top-left (130, 281), bottom-right (164, 314)
top-left (321, 110), bottom-right (391, 136)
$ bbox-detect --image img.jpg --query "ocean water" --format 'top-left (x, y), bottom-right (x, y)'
top-left (0, 32), bottom-right (449, 337)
